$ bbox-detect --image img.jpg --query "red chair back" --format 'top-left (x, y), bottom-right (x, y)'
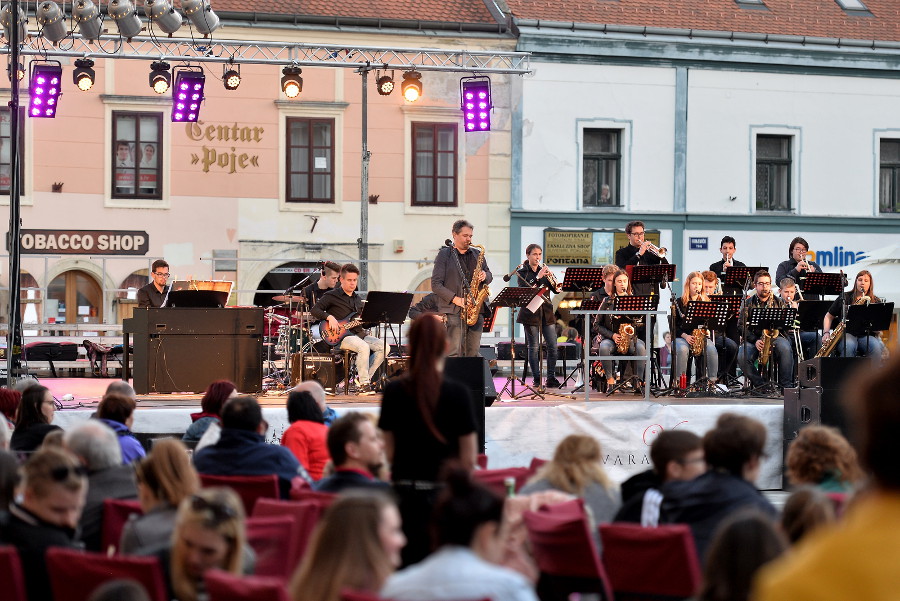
top-left (205, 569), bottom-right (290, 601)
top-left (245, 516), bottom-right (299, 580)
top-left (472, 467), bottom-right (531, 496)
top-left (102, 498), bottom-right (144, 554)
top-left (289, 487), bottom-right (338, 503)
top-left (252, 496), bottom-right (336, 563)
top-left (599, 522), bottom-right (701, 599)
top-left (476, 454), bottom-right (488, 469)
top-left (529, 457), bottom-right (548, 472)
top-left (0, 546), bottom-right (27, 601)
top-left (199, 473), bottom-right (280, 514)
top-left (46, 547), bottom-right (167, 601)
top-left (341, 592), bottom-right (490, 601)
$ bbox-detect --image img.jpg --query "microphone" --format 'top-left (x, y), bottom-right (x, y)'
top-left (503, 273), bottom-right (512, 282)
top-left (502, 263), bottom-right (524, 282)
top-left (444, 239), bottom-right (452, 247)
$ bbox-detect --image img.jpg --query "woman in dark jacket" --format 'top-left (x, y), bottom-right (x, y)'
top-left (10, 385), bottom-right (61, 452)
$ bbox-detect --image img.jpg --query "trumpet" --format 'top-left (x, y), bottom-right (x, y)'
top-left (539, 262), bottom-right (561, 291)
top-left (645, 243), bottom-right (667, 258)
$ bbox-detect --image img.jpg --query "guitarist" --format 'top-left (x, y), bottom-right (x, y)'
top-left (311, 263), bottom-right (385, 396)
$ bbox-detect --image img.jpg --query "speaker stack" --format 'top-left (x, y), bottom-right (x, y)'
top-left (291, 353), bottom-right (345, 391)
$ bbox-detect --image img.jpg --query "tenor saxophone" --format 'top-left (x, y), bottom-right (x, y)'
top-left (759, 328), bottom-right (779, 365)
top-left (616, 323), bottom-right (635, 354)
top-left (464, 244), bottom-right (491, 326)
top-left (690, 328), bottom-right (707, 356)
top-left (814, 295), bottom-right (870, 358)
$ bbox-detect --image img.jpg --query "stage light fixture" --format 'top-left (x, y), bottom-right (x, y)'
top-left (182, 0), bottom-right (220, 37)
top-left (376, 72), bottom-right (394, 96)
top-left (73, 0), bottom-right (101, 40)
top-left (29, 63), bottom-right (63, 118)
top-left (73, 58), bottom-right (96, 91)
top-left (145, 0), bottom-right (182, 36)
top-left (0, 3), bottom-right (27, 44)
top-left (460, 76), bottom-right (492, 132)
top-left (108, 0), bottom-right (143, 40)
top-left (223, 64), bottom-right (241, 90)
top-left (401, 70), bottom-right (422, 102)
top-left (37, 1), bottom-right (68, 43)
top-left (149, 61), bottom-right (171, 94)
top-left (281, 66), bottom-right (302, 99)
top-left (172, 69), bottom-right (205, 122)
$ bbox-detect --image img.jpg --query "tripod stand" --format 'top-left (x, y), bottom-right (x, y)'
top-left (746, 306), bottom-right (797, 397)
top-left (493, 287), bottom-right (543, 400)
top-left (559, 267), bottom-right (606, 393)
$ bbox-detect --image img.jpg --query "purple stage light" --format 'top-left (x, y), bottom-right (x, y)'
top-left (460, 77), bottom-right (491, 133)
top-left (171, 70), bottom-right (205, 122)
top-left (29, 64), bottom-right (63, 118)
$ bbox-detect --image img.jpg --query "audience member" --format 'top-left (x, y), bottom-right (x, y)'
top-left (379, 314), bottom-right (477, 565)
top-left (193, 395), bottom-right (311, 498)
top-left (292, 380), bottom-right (338, 426)
top-left (660, 413), bottom-right (776, 562)
top-left (616, 429), bottom-right (705, 526)
top-left (182, 380), bottom-right (236, 444)
top-left (87, 579), bottom-right (151, 601)
top-left (121, 438), bottom-right (200, 555)
top-left (64, 420), bottom-right (139, 552)
top-left (10, 384), bottom-right (62, 452)
top-left (0, 387), bottom-right (21, 429)
top-left (0, 448), bottom-right (18, 508)
top-left (520, 435), bottom-right (622, 528)
top-left (0, 413), bottom-right (10, 450)
top-left (0, 447), bottom-right (88, 601)
top-left (780, 487), bottom-right (836, 545)
top-left (289, 492), bottom-right (405, 601)
top-left (316, 412), bottom-right (390, 493)
top-left (382, 470), bottom-right (538, 601)
top-left (754, 354), bottom-right (900, 601)
top-left (281, 389), bottom-right (330, 480)
top-left (96, 392), bottom-right (146, 463)
top-left (785, 425), bottom-right (861, 493)
top-left (166, 488), bottom-right (251, 601)
top-left (696, 510), bottom-right (786, 601)
top-left (105, 380), bottom-right (137, 399)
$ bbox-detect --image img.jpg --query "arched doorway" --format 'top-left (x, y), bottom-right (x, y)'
top-left (253, 261), bottom-right (320, 307)
top-left (47, 269), bottom-right (103, 325)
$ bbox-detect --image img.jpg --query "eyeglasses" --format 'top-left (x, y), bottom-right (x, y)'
top-left (51, 465), bottom-right (89, 481)
top-left (191, 495), bottom-right (237, 525)
top-left (629, 231), bottom-right (645, 237)
top-left (153, 272), bottom-right (171, 278)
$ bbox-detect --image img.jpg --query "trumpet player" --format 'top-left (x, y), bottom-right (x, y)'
top-left (515, 244), bottom-right (563, 389)
top-left (673, 271), bottom-right (718, 385)
top-left (737, 271), bottom-right (794, 390)
top-left (775, 237), bottom-right (823, 300)
top-left (708, 236), bottom-right (746, 296)
top-left (615, 220), bottom-right (669, 297)
top-left (822, 270), bottom-right (885, 358)
top-left (595, 270), bottom-right (647, 391)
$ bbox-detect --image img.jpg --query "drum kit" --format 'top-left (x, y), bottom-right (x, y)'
top-left (262, 292), bottom-right (323, 390)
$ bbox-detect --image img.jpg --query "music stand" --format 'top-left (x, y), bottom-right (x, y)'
top-left (561, 267), bottom-right (605, 293)
top-left (359, 291), bottom-right (413, 392)
top-left (747, 307), bottom-right (797, 394)
top-left (724, 266), bottom-right (767, 291)
top-left (847, 302), bottom-right (894, 356)
top-left (801, 272), bottom-right (844, 297)
top-left (632, 264), bottom-right (676, 290)
top-left (604, 295), bottom-right (655, 396)
top-left (709, 295), bottom-right (744, 389)
top-left (683, 300), bottom-right (729, 395)
top-left (492, 287), bottom-right (542, 400)
top-left (796, 299), bottom-right (832, 354)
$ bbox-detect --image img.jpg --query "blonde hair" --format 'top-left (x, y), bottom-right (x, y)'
top-left (135, 439), bottom-right (199, 507)
top-left (170, 488), bottom-right (245, 601)
top-left (289, 493), bottom-right (397, 601)
top-left (529, 435), bottom-right (615, 495)
top-left (681, 270), bottom-right (709, 305)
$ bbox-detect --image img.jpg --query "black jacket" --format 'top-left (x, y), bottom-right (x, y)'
top-left (614, 245), bottom-right (668, 296)
top-left (431, 245), bottom-right (492, 315)
top-left (514, 264), bottom-right (556, 326)
top-left (137, 282), bottom-right (168, 308)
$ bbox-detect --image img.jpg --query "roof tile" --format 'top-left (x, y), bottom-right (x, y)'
top-left (213, 0), bottom-right (499, 25)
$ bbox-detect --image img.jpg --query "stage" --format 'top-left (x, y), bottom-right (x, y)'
top-left (41, 376), bottom-right (789, 490)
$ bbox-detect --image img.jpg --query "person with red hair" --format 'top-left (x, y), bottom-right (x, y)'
top-left (182, 380), bottom-right (237, 444)
top-left (0, 388), bottom-right (21, 430)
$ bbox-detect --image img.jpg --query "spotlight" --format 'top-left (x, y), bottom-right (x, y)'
top-left (72, 58), bottom-right (95, 91)
top-left (144, 0), bottom-right (182, 36)
top-left (149, 61), bottom-right (171, 94)
top-left (401, 70), bottom-right (422, 103)
top-left (281, 66), bottom-right (302, 99)
top-left (73, 0), bottom-right (101, 41)
top-left (460, 76), bottom-right (492, 132)
top-left (37, 1), bottom-right (68, 43)
top-left (171, 68), bottom-right (205, 122)
top-left (29, 63), bottom-right (63, 119)
top-left (108, 0), bottom-right (143, 40)
top-left (376, 72), bottom-right (394, 96)
top-left (0, 3), bottom-right (26, 44)
top-left (181, 0), bottom-right (219, 37)
top-left (223, 64), bottom-right (241, 90)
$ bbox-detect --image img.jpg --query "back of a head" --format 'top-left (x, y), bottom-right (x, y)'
top-left (220, 395), bottom-right (262, 432)
top-left (291, 380), bottom-right (326, 411)
top-left (433, 469), bottom-right (504, 549)
top-left (0, 388), bottom-right (21, 422)
top-left (137, 439), bottom-right (199, 507)
top-left (697, 509), bottom-right (787, 601)
top-left (286, 390), bottom-right (325, 424)
top-left (538, 434), bottom-right (612, 495)
top-left (780, 487), bottom-right (835, 545)
top-left (22, 446), bottom-right (87, 498)
top-left (847, 353), bottom-right (900, 490)
top-left (785, 425), bottom-right (861, 488)
top-left (650, 430), bottom-right (703, 477)
top-left (703, 413), bottom-right (767, 477)
top-left (105, 380), bottom-right (137, 400)
top-left (87, 579), bottom-right (151, 601)
top-left (64, 420), bottom-right (123, 470)
top-left (15, 384), bottom-right (51, 429)
top-left (327, 412), bottom-right (367, 466)
top-left (200, 380), bottom-right (236, 415)
top-left (97, 393), bottom-right (136, 425)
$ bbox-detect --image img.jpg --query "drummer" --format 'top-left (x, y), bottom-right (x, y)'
top-left (302, 261), bottom-right (341, 308)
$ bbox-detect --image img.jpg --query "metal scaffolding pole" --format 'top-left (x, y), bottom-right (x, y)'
top-left (5, 0), bottom-right (23, 384)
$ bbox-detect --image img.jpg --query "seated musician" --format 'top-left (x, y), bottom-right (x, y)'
top-left (673, 271), bottom-right (718, 385)
top-left (302, 261), bottom-right (341, 309)
top-left (779, 278), bottom-right (817, 361)
top-left (408, 292), bottom-right (446, 323)
top-left (701, 270), bottom-right (737, 381)
top-left (822, 270), bottom-right (886, 358)
top-left (310, 263), bottom-right (385, 395)
top-left (737, 270), bottom-right (794, 390)
top-left (594, 270), bottom-right (647, 390)
top-left (589, 264), bottom-right (619, 303)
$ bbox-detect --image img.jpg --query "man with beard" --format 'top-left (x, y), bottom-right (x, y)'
top-left (315, 412), bottom-right (389, 493)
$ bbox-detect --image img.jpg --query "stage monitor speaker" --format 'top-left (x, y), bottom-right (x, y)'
top-left (444, 356), bottom-right (497, 453)
top-left (385, 357), bottom-right (409, 379)
top-left (783, 386), bottom-right (849, 441)
top-left (292, 353), bottom-right (344, 391)
top-left (799, 357), bottom-right (864, 389)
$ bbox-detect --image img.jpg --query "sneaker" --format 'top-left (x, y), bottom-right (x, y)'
top-left (532, 379), bottom-right (541, 388)
top-left (545, 377), bottom-right (561, 389)
top-left (357, 383), bottom-right (377, 396)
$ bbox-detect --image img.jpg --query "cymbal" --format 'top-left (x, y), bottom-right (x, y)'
top-left (271, 295), bottom-right (308, 303)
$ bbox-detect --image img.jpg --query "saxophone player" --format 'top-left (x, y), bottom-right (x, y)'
top-left (431, 219), bottom-right (493, 357)
top-left (595, 270), bottom-right (647, 391)
top-left (514, 244), bottom-right (563, 389)
top-left (821, 270), bottom-right (885, 358)
top-left (737, 271), bottom-right (794, 390)
top-left (673, 271), bottom-right (718, 385)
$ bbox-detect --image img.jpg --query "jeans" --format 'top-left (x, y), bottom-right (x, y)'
top-left (674, 338), bottom-right (719, 381)
top-left (339, 334), bottom-right (385, 385)
top-left (445, 312), bottom-right (484, 357)
top-left (738, 337), bottom-right (794, 388)
top-left (598, 338), bottom-right (647, 381)
top-left (840, 333), bottom-right (885, 358)
top-left (715, 336), bottom-right (738, 379)
top-left (525, 323), bottom-right (558, 383)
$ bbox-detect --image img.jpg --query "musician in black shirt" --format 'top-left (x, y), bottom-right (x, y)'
top-left (301, 261), bottom-right (341, 309)
top-left (137, 259), bottom-right (170, 308)
top-left (708, 236), bottom-right (747, 297)
top-left (614, 220), bottom-right (668, 297)
top-left (514, 244), bottom-right (562, 389)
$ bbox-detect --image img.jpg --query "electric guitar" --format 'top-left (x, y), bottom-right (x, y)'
top-left (320, 313), bottom-right (365, 346)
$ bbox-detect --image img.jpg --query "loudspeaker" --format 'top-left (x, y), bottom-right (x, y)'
top-left (783, 386), bottom-right (849, 440)
top-left (292, 353), bottom-right (344, 391)
top-left (799, 357), bottom-right (864, 389)
top-left (496, 342), bottom-right (528, 360)
top-left (386, 357), bottom-right (409, 379)
top-left (444, 356), bottom-right (497, 453)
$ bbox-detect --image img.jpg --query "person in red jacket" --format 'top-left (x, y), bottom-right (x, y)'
top-left (281, 389), bottom-right (330, 480)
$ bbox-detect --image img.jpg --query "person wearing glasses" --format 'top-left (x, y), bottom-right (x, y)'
top-left (138, 259), bottom-right (171, 308)
top-left (614, 220), bottom-right (669, 297)
top-left (9, 384), bottom-right (61, 452)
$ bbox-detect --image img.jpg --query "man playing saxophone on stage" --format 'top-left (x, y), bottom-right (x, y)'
top-left (431, 220), bottom-right (493, 357)
top-left (515, 244), bottom-right (563, 389)
top-left (737, 271), bottom-right (794, 391)
top-left (821, 270), bottom-right (886, 358)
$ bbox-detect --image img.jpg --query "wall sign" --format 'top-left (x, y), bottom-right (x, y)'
top-left (20, 230), bottom-right (150, 255)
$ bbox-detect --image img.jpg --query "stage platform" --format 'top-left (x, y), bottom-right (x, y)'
top-left (41, 377), bottom-right (788, 490)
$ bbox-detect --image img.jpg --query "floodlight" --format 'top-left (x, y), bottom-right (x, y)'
top-left (376, 73), bottom-right (394, 96)
top-left (37, 1), bottom-right (67, 43)
top-left (145, 0), bottom-right (182, 36)
top-left (171, 69), bottom-right (205, 122)
top-left (73, 58), bottom-right (96, 91)
top-left (72, 0), bottom-right (101, 41)
top-left (0, 3), bottom-right (26, 44)
top-left (29, 63), bottom-right (63, 118)
top-left (108, 0), bottom-right (143, 40)
top-left (181, 0), bottom-right (219, 36)
top-left (149, 61), bottom-right (171, 94)
top-left (223, 64), bottom-right (240, 90)
top-left (401, 70), bottom-right (422, 102)
top-left (460, 76), bottom-right (492, 132)
top-left (281, 66), bottom-right (302, 98)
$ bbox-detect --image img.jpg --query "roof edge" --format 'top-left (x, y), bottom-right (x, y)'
top-left (218, 11), bottom-right (510, 35)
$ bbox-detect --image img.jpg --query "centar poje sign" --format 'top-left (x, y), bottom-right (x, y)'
top-left (20, 230), bottom-right (149, 255)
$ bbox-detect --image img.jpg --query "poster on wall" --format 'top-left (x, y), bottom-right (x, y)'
top-left (544, 229), bottom-right (662, 266)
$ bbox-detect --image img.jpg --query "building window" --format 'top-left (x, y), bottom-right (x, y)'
top-left (286, 118), bottom-right (334, 203)
top-left (112, 111), bottom-right (163, 199)
top-left (412, 122), bottom-right (457, 206)
top-left (880, 139), bottom-right (900, 213)
top-left (756, 135), bottom-right (792, 211)
top-left (1, 107), bottom-right (24, 195)
top-left (583, 129), bottom-right (621, 207)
